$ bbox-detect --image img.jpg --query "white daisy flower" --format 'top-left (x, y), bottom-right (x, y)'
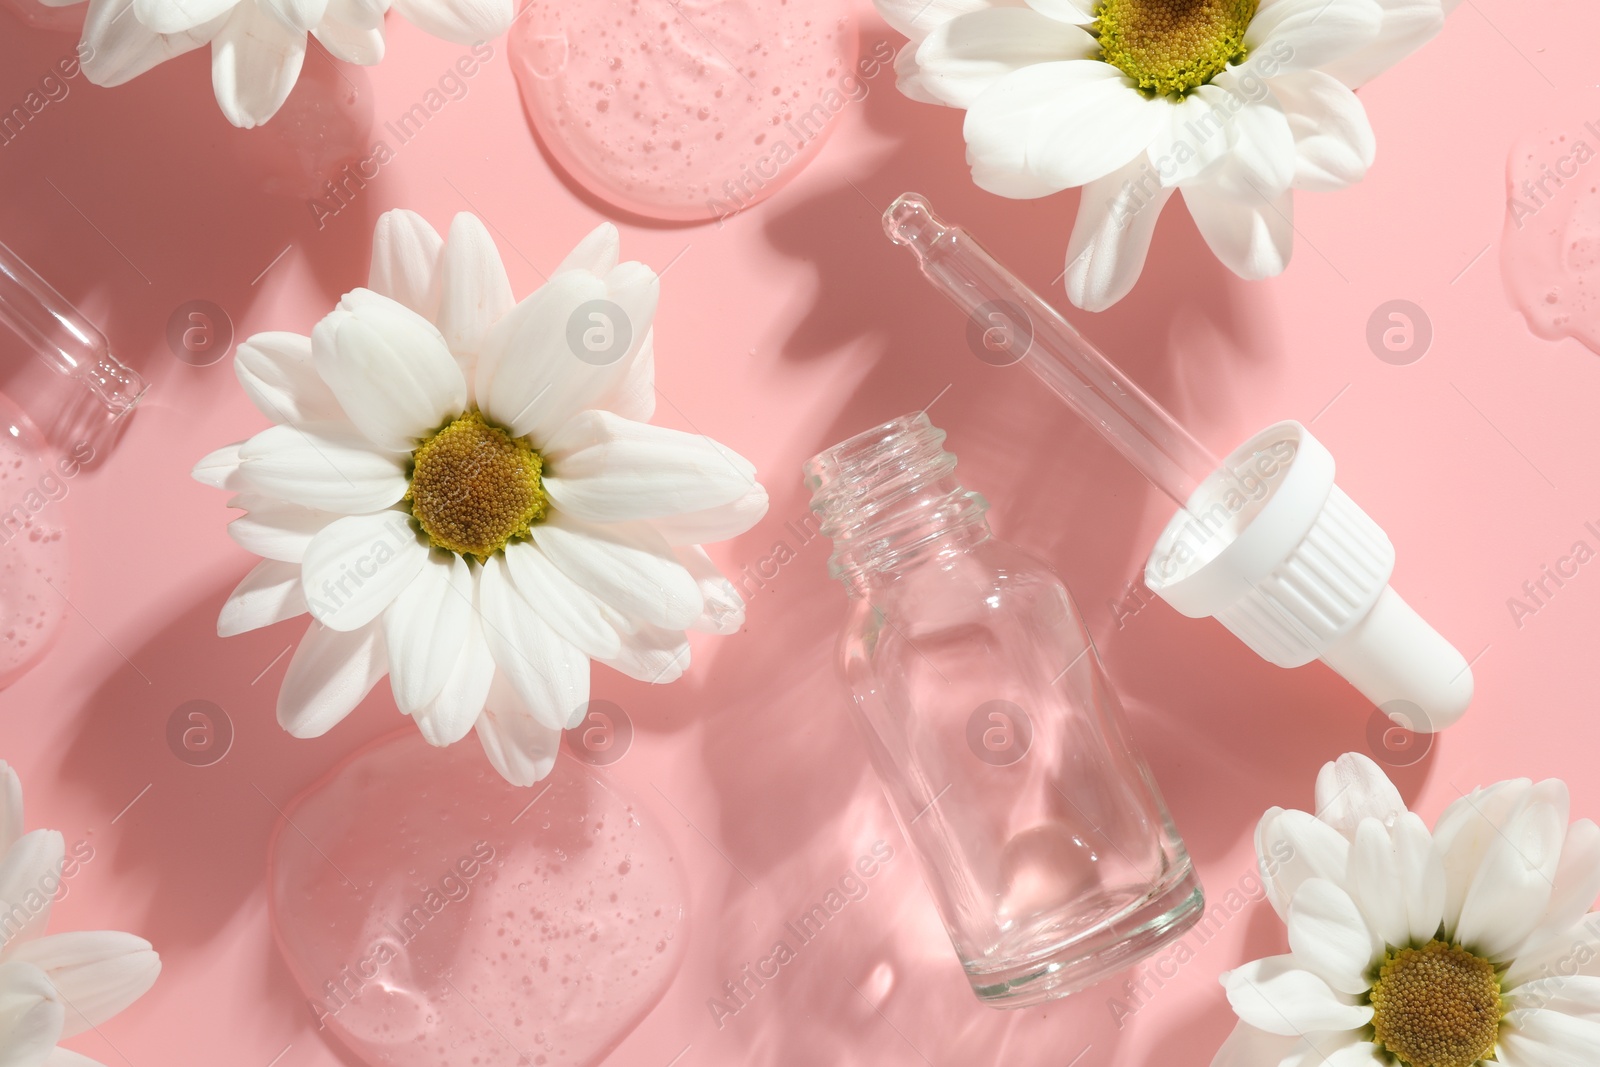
top-left (876, 0), bottom-right (1457, 310)
top-left (1215, 752), bottom-right (1600, 1067)
top-left (193, 210), bottom-right (768, 787)
top-left (50, 0), bottom-right (512, 128)
top-left (0, 762), bottom-right (161, 1067)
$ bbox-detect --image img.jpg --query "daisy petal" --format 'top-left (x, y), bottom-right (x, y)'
top-left (1456, 781), bottom-right (1569, 960)
top-left (258, 0), bottom-right (326, 32)
top-left (969, 151), bottom-right (1070, 198)
top-left (1508, 975), bottom-right (1600, 1016)
top-left (1221, 954), bottom-right (1372, 1036)
top-left (1190, 72), bottom-right (1296, 199)
top-left (1287, 877), bottom-right (1377, 995)
top-left (1146, 94), bottom-right (1231, 186)
top-left (82, 0), bottom-right (219, 87)
top-left (412, 612), bottom-right (495, 746)
top-left (592, 330), bottom-right (655, 422)
top-left (437, 213), bottom-right (514, 372)
top-left (192, 442), bottom-right (248, 491)
top-left (475, 270), bottom-right (608, 438)
top-left (554, 223), bottom-right (620, 277)
top-left (227, 494), bottom-right (337, 562)
top-left (649, 483), bottom-right (769, 546)
top-left (1499, 1008), bottom-right (1600, 1067)
top-left (1344, 825), bottom-right (1408, 947)
top-left (219, 558), bottom-right (307, 637)
top-left (1314, 752), bottom-right (1405, 835)
top-left (383, 554), bottom-right (473, 713)
top-left (1244, 0), bottom-right (1383, 73)
top-left (1021, 0), bottom-right (1093, 22)
top-left (1511, 914), bottom-right (1600, 993)
top-left (235, 332), bottom-right (343, 427)
top-left (531, 513), bottom-right (703, 631)
top-left (964, 61), bottom-right (1166, 191)
top-left (1213, 1022), bottom-right (1378, 1067)
top-left (1434, 778), bottom-right (1534, 935)
top-left (475, 674), bottom-right (561, 787)
top-left (1389, 811), bottom-right (1445, 945)
top-left (1181, 179), bottom-right (1294, 280)
top-left (543, 410), bottom-right (758, 524)
top-left (601, 622), bottom-right (691, 684)
top-left (1257, 807), bottom-right (1352, 921)
top-left (391, 0), bottom-right (512, 43)
top-left (1268, 71), bottom-right (1375, 192)
top-left (1520, 819), bottom-right (1600, 960)
top-left (501, 544), bottom-right (622, 661)
top-left (0, 830), bottom-right (64, 944)
top-left (914, 7), bottom-right (1096, 110)
top-left (1209, 1021), bottom-right (1302, 1067)
top-left (368, 210), bottom-right (443, 318)
top-left (276, 619), bottom-right (387, 738)
top-left (313, 0), bottom-right (388, 63)
top-left (478, 557), bottom-right (589, 731)
top-left (893, 41), bottom-right (944, 106)
top-left (132, 0), bottom-right (233, 35)
top-left (0, 959), bottom-right (66, 1067)
top-left (675, 546), bottom-right (745, 635)
top-left (311, 289), bottom-right (468, 452)
top-left (874, 0), bottom-right (988, 41)
top-left (9, 932), bottom-right (158, 1039)
top-left (1505, 909), bottom-right (1600, 988)
top-left (301, 513), bottom-right (428, 632)
top-left (0, 764), bottom-right (21, 857)
top-left (211, 3), bottom-right (307, 129)
top-left (238, 423), bottom-right (408, 513)
top-left (1319, 0), bottom-right (1445, 89)
top-left (1064, 156), bottom-right (1173, 312)
top-left (1307, 1042), bottom-right (1384, 1066)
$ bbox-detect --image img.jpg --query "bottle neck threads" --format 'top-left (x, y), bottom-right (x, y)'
top-left (804, 413), bottom-right (989, 592)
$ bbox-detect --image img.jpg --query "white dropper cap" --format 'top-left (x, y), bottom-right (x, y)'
top-left (1143, 421), bottom-right (1472, 731)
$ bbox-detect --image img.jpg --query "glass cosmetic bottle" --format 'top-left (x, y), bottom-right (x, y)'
top-left (805, 414), bottom-right (1202, 1007)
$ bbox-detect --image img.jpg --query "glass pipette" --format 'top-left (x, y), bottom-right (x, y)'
top-left (0, 240), bottom-right (147, 419)
top-left (884, 192), bottom-right (1473, 732)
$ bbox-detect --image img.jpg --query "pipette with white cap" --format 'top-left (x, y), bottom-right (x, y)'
top-left (884, 192), bottom-right (1473, 732)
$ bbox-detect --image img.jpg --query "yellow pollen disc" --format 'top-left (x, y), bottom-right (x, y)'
top-left (406, 411), bottom-right (548, 559)
top-left (1369, 940), bottom-right (1502, 1067)
top-left (1094, 0), bottom-right (1257, 97)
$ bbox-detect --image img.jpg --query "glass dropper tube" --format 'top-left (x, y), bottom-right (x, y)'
top-left (0, 240), bottom-right (147, 419)
top-left (884, 192), bottom-right (1215, 508)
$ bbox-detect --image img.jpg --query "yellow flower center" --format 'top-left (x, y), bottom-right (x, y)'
top-left (1368, 940), bottom-right (1503, 1067)
top-left (1094, 0), bottom-right (1257, 97)
top-left (406, 411), bottom-right (548, 559)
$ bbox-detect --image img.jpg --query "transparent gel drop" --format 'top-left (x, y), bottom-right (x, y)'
top-left (269, 731), bottom-right (688, 1067)
top-left (0, 396), bottom-right (68, 690)
top-left (510, 0), bottom-right (857, 222)
top-left (1503, 121), bottom-right (1600, 353)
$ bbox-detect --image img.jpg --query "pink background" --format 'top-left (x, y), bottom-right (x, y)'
top-left (2, 1), bottom-right (1599, 1064)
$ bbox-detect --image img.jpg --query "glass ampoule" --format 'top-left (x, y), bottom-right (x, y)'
top-left (805, 414), bottom-right (1202, 1007)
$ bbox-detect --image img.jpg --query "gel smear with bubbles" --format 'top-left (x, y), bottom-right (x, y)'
top-left (0, 396), bottom-right (68, 689)
top-left (269, 730), bottom-right (688, 1067)
top-left (1503, 117), bottom-right (1600, 353)
top-left (510, 0), bottom-right (858, 222)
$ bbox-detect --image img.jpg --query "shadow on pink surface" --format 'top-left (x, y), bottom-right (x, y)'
top-left (0, 14), bottom-right (381, 394)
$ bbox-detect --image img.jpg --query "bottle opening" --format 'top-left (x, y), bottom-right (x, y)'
top-left (804, 413), bottom-right (986, 584)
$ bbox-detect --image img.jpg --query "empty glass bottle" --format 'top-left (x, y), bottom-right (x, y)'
top-left (805, 413), bottom-right (1202, 1007)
